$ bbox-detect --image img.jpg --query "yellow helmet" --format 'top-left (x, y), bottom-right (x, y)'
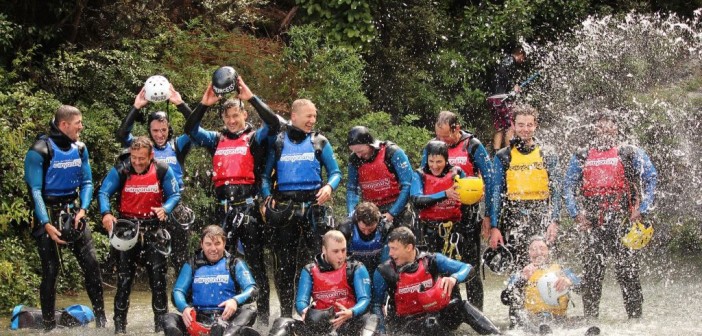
top-left (453, 176), bottom-right (485, 205)
top-left (621, 220), bottom-right (654, 250)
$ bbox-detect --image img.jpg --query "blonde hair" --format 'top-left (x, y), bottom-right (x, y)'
top-left (55, 105), bottom-right (81, 123)
top-left (291, 99), bottom-right (316, 114)
top-left (322, 230), bottom-right (346, 248)
top-left (201, 225), bottom-right (227, 244)
top-left (512, 104), bottom-right (539, 122)
top-left (130, 136), bottom-right (154, 153)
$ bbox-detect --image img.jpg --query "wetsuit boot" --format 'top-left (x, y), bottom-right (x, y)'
top-left (95, 309), bottom-right (107, 328)
top-left (114, 313), bottom-right (127, 334)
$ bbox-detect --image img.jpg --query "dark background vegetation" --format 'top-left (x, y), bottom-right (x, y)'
top-left (0, 0), bottom-right (700, 312)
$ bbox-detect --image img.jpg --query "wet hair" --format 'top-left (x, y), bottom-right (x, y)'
top-left (347, 126), bottom-right (375, 146)
top-left (322, 230), bottom-right (346, 248)
top-left (291, 99), bottom-right (316, 114)
top-left (129, 136), bottom-right (154, 153)
top-left (220, 98), bottom-right (245, 116)
top-left (512, 45), bottom-right (526, 56)
top-left (148, 111), bottom-right (169, 124)
top-left (353, 202), bottom-right (380, 226)
top-left (424, 140), bottom-right (449, 162)
top-left (201, 225), bottom-right (226, 244)
top-left (512, 104), bottom-right (539, 123)
top-left (387, 226), bottom-right (416, 247)
top-left (55, 105), bottom-right (81, 123)
top-left (435, 111), bottom-right (460, 130)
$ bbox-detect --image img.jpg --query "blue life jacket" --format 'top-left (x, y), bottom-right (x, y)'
top-left (154, 140), bottom-right (184, 189)
top-left (44, 138), bottom-right (83, 197)
top-left (349, 224), bottom-right (384, 274)
top-left (192, 257), bottom-right (237, 311)
top-left (276, 133), bottom-right (322, 191)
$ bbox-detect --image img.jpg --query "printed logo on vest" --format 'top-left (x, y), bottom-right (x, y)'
top-left (360, 179), bottom-right (392, 190)
top-left (315, 289), bottom-right (349, 300)
top-left (53, 158), bottom-right (82, 169)
top-left (215, 147), bottom-right (248, 156)
top-left (397, 279), bottom-right (433, 294)
top-left (124, 184), bottom-right (160, 193)
top-left (449, 157), bottom-right (468, 165)
top-left (194, 274), bottom-right (230, 285)
top-left (156, 156), bottom-right (178, 165)
top-left (280, 152), bottom-right (315, 162)
top-left (585, 158), bottom-right (619, 166)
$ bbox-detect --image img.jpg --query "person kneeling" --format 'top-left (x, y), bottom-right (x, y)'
top-left (164, 225), bottom-right (260, 336)
top-left (269, 230), bottom-right (378, 336)
top-left (501, 236), bottom-right (582, 334)
top-left (371, 226), bottom-right (500, 335)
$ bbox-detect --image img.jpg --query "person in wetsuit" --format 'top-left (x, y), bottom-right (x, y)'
top-left (339, 201), bottom-right (391, 276)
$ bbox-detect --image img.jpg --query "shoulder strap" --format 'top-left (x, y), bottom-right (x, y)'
top-left (155, 161), bottom-right (169, 181)
top-left (383, 141), bottom-right (399, 177)
top-left (312, 132), bottom-right (327, 162)
top-left (274, 132), bottom-right (285, 162)
top-left (346, 260), bottom-right (360, 290)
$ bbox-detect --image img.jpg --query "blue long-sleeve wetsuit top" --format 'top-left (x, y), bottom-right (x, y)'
top-left (172, 251), bottom-right (257, 312)
top-left (491, 141), bottom-right (562, 227)
top-left (261, 126), bottom-right (342, 198)
top-left (421, 131), bottom-right (495, 218)
top-left (563, 145), bottom-right (657, 217)
top-left (98, 161), bottom-right (180, 215)
top-left (296, 255), bottom-right (372, 317)
top-left (24, 122), bottom-right (93, 226)
top-left (410, 166), bottom-right (466, 209)
top-left (347, 143), bottom-right (413, 216)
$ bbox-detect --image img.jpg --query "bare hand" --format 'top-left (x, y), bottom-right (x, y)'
top-left (481, 217), bottom-right (491, 241)
top-left (74, 209), bottom-right (86, 229)
top-left (300, 307), bottom-right (309, 321)
top-left (554, 276), bottom-right (572, 292)
top-left (489, 228), bottom-right (504, 249)
top-left (630, 208), bottom-right (642, 223)
top-left (237, 76), bottom-right (253, 101)
top-left (576, 213), bottom-right (591, 231)
top-left (134, 88), bottom-right (148, 109)
top-left (440, 276), bottom-right (457, 297)
top-left (316, 185), bottom-right (333, 205)
top-left (522, 264), bottom-right (537, 279)
top-left (218, 299), bottom-right (238, 320)
top-left (151, 207), bottom-right (167, 221)
top-left (168, 84), bottom-right (184, 105)
top-left (45, 223), bottom-right (67, 245)
top-left (546, 221), bottom-right (558, 244)
top-left (445, 185), bottom-right (460, 202)
top-left (102, 214), bottom-right (117, 233)
top-left (382, 213), bottom-right (394, 223)
top-left (331, 302), bottom-right (353, 330)
top-left (201, 83), bottom-right (220, 106)
top-left (182, 307), bottom-right (195, 327)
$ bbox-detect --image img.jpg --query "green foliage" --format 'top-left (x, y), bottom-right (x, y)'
top-left (295, 0), bottom-right (375, 47)
top-left (0, 236), bottom-right (41, 311)
top-left (668, 217), bottom-right (702, 255)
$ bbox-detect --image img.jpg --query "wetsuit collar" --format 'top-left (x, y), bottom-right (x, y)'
top-left (446, 131), bottom-right (471, 149)
top-left (395, 248), bottom-right (421, 273)
top-left (48, 119), bottom-right (76, 149)
top-left (315, 253), bottom-right (336, 272)
top-left (510, 136), bottom-right (537, 154)
top-left (194, 249), bottom-right (231, 267)
top-left (287, 125), bottom-right (311, 143)
top-left (222, 123), bottom-right (253, 139)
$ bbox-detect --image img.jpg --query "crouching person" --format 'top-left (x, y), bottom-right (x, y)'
top-left (372, 227), bottom-right (500, 335)
top-left (163, 225), bottom-right (260, 336)
top-left (269, 230), bottom-right (378, 336)
top-left (501, 236), bottom-right (582, 333)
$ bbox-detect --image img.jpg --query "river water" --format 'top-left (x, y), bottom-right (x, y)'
top-left (5, 253), bottom-right (701, 335)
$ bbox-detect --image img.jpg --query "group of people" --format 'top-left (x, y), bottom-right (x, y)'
top-left (24, 66), bottom-right (657, 336)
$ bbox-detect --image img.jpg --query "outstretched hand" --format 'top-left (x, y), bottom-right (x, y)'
top-left (134, 88), bottom-right (148, 109)
top-left (200, 83), bottom-right (220, 106)
top-left (237, 76), bottom-right (253, 101)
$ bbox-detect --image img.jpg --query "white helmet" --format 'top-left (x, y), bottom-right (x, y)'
top-left (144, 75), bottom-right (171, 102)
top-left (536, 272), bottom-right (569, 306)
top-left (110, 219), bottom-right (140, 251)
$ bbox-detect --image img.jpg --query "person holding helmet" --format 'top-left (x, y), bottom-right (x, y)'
top-left (422, 110), bottom-right (494, 310)
top-left (371, 227), bottom-right (499, 335)
top-left (115, 78), bottom-right (195, 273)
top-left (338, 202), bottom-right (391, 276)
top-left (501, 236), bottom-right (581, 332)
top-left (24, 105), bottom-right (106, 330)
top-left (98, 136), bottom-right (181, 333)
top-left (346, 126), bottom-right (414, 228)
top-left (411, 141), bottom-right (467, 254)
top-left (163, 225), bottom-right (260, 336)
top-left (563, 110), bottom-right (657, 319)
top-left (490, 104), bottom-right (561, 324)
top-left (268, 230), bottom-right (377, 336)
top-left (185, 70), bottom-right (281, 324)
top-left (261, 98), bottom-right (342, 317)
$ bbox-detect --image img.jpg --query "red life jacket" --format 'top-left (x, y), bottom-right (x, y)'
top-left (394, 259), bottom-right (435, 316)
top-left (448, 138), bottom-right (476, 176)
top-left (212, 132), bottom-right (255, 187)
top-left (120, 163), bottom-right (163, 219)
top-left (582, 147), bottom-right (628, 197)
top-left (311, 262), bottom-right (357, 312)
top-left (357, 144), bottom-right (401, 206)
top-left (418, 169), bottom-right (462, 222)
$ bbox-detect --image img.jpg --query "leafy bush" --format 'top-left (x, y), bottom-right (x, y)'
top-left (0, 236), bottom-right (41, 312)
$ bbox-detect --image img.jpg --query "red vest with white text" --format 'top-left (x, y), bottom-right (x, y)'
top-left (358, 145), bottom-right (401, 206)
top-left (394, 259), bottom-right (435, 316)
top-left (448, 138), bottom-right (476, 176)
top-left (311, 263), bottom-right (357, 312)
top-left (212, 133), bottom-right (255, 187)
top-left (582, 147), bottom-right (628, 197)
top-left (120, 163), bottom-right (163, 219)
top-left (418, 170), bottom-right (462, 222)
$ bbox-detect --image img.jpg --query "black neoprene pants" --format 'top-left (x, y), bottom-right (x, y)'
top-left (162, 303), bottom-right (257, 336)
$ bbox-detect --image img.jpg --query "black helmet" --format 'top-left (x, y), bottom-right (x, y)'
top-left (304, 307), bottom-right (334, 333)
top-left (264, 200), bottom-right (294, 227)
top-left (58, 211), bottom-right (85, 243)
top-left (347, 126), bottom-right (375, 146)
top-left (424, 140), bottom-right (449, 162)
top-left (212, 66), bottom-right (239, 96)
top-left (146, 228), bottom-right (171, 256)
top-left (482, 244), bottom-right (514, 275)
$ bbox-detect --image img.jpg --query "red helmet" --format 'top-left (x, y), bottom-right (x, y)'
top-left (416, 277), bottom-right (451, 313)
top-left (186, 310), bottom-right (210, 336)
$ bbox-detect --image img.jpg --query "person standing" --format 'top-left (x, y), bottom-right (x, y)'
top-left (563, 111), bottom-right (657, 319)
top-left (99, 136), bottom-right (181, 333)
top-left (24, 105), bottom-right (106, 330)
top-left (346, 126), bottom-right (414, 227)
top-left (261, 98), bottom-right (342, 317)
top-left (490, 46), bottom-right (527, 152)
top-left (185, 74), bottom-right (281, 324)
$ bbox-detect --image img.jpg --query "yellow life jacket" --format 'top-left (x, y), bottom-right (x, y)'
top-left (523, 264), bottom-right (569, 317)
top-left (505, 146), bottom-right (550, 201)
